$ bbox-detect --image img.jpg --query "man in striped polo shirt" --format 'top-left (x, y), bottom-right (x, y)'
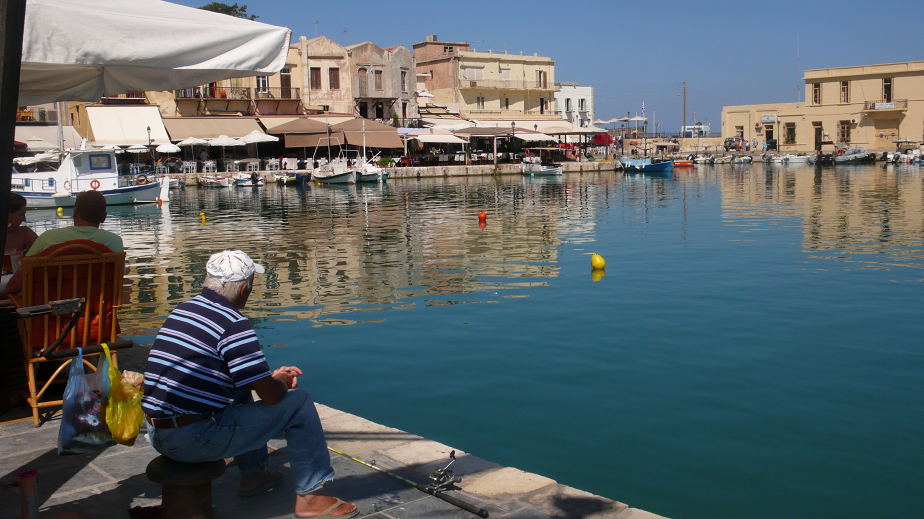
top-left (143, 250), bottom-right (357, 518)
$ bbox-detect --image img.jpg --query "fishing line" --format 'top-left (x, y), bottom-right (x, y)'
top-left (328, 447), bottom-right (489, 518)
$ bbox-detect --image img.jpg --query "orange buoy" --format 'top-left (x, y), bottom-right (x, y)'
top-left (478, 211), bottom-right (487, 221)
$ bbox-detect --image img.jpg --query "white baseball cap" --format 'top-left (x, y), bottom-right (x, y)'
top-left (206, 250), bottom-right (265, 283)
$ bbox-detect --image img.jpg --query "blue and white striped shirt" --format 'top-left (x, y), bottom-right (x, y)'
top-left (142, 288), bottom-right (270, 418)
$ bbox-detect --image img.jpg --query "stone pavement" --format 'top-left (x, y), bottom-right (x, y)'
top-left (0, 346), bottom-right (665, 519)
top-left (0, 404), bottom-right (668, 519)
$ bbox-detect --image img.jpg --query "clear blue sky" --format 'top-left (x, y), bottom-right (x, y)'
top-left (177, 0), bottom-right (921, 133)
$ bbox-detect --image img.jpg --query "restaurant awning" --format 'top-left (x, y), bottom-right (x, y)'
top-left (16, 125), bottom-right (83, 149)
top-left (162, 117), bottom-right (262, 141)
top-left (270, 118), bottom-right (330, 134)
top-left (284, 132), bottom-right (345, 149)
top-left (405, 128), bottom-right (467, 144)
top-left (85, 105), bottom-right (170, 145)
top-left (258, 117), bottom-right (302, 131)
top-left (332, 118), bottom-right (403, 149)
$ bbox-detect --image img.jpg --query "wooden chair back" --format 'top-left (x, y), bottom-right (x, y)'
top-left (16, 240), bottom-right (125, 352)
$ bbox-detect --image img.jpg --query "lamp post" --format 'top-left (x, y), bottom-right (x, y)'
top-left (147, 125), bottom-right (156, 172)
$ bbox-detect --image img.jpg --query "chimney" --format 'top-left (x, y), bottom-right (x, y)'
top-left (426, 35), bottom-right (437, 42)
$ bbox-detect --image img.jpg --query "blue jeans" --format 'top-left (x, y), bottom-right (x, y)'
top-left (149, 389), bottom-right (334, 494)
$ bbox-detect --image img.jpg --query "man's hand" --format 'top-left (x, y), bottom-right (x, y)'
top-left (272, 366), bottom-right (302, 389)
top-left (251, 365), bottom-right (302, 405)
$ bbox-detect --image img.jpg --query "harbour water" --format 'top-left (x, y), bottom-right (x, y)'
top-left (24, 164), bottom-right (924, 519)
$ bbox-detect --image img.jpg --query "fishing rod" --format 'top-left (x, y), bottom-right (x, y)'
top-left (328, 447), bottom-right (489, 518)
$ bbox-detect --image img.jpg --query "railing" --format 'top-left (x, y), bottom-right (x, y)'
top-left (101, 92), bottom-right (146, 103)
top-left (254, 87), bottom-right (300, 100)
top-left (862, 99), bottom-right (908, 111)
top-left (465, 108), bottom-right (548, 116)
top-left (458, 79), bottom-right (555, 90)
top-left (202, 87), bottom-right (252, 100)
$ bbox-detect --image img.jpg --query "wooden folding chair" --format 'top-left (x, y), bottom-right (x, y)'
top-left (8, 240), bottom-right (133, 426)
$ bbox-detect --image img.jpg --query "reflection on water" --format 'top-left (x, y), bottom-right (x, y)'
top-left (23, 163), bottom-right (924, 519)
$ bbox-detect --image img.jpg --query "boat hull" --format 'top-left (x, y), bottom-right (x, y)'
top-left (620, 157), bottom-right (673, 172)
top-left (313, 171), bottom-right (355, 184)
top-left (18, 181), bottom-right (162, 208)
top-left (520, 163), bottom-right (563, 176)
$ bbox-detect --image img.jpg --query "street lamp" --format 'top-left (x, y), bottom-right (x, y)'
top-left (147, 125), bottom-right (151, 146)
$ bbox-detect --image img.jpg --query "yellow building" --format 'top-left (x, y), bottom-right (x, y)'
top-left (413, 35), bottom-right (559, 125)
top-left (723, 60), bottom-right (924, 152)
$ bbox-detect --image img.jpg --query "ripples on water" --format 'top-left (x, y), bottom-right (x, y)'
top-left (25, 164), bottom-right (924, 519)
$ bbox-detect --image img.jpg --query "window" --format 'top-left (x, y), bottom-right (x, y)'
top-left (735, 126), bottom-right (744, 138)
top-left (89, 154), bottom-right (111, 170)
top-left (838, 120), bottom-right (851, 143)
top-left (256, 76), bottom-right (268, 92)
top-left (401, 71), bottom-right (407, 92)
top-left (374, 70), bottom-right (383, 90)
top-left (310, 67), bottom-right (321, 90)
top-left (462, 67), bottom-right (483, 81)
top-left (784, 123), bottom-right (796, 144)
top-left (565, 98), bottom-right (572, 112)
top-left (499, 68), bottom-right (510, 81)
top-left (443, 45), bottom-right (454, 54)
top-left (329, 68), bottom-right (340, 90)
top-left (579, 98), bottom-right (587, 111)
top-left (540, 97), bottom-right (545, 114)
top-left (840, 81), bottom-right (849, 103)
top-left (504, 97), bottom-right (509, 110)
top-left (812, 82), bottom-right (821, 105)
top-left (883, 77), bottom-right (893, 102)
top-left (476, 96), bottom-right (485, 109)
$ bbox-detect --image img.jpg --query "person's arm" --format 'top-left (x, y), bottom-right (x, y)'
top-left (248, 366), bottom-right (302, 405)
top-left (1, 269), bottom-right (22, 297)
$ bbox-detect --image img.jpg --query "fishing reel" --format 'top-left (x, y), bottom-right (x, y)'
top-left (429, 450), bottom-right (462, 491)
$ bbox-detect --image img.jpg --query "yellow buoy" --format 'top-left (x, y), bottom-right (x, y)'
top-left (591, 253), bottom-right (605, 269)
top-left (591, 268), bottom-right (606, 282)
top-left (56, 207), bottom-right (64, 216)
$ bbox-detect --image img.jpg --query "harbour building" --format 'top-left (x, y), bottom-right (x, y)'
top-left (413, 35), bottom-right (563, 130)
top-left (722, 60), bottom-right (924, 152)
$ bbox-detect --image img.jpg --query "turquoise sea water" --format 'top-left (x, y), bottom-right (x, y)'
top-left (27, 164), bottom-right (924, 519)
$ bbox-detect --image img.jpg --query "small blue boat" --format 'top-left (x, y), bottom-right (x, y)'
top-left (620, 157), bottom-right (673, 172)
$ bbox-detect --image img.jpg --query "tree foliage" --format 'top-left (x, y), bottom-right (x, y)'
top-left (199, 3), bottom-right (258, 20)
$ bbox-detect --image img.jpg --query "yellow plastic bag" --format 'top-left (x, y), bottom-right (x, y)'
top-left (101, 344), bottom-right (144, 446)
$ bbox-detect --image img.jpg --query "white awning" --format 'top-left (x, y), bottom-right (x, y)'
top-left (163, 117), bottom-right (262, 140)
top-left (15, 125), bottom-right (83, 149)
top-left (85, 105), bottom-right (170, 145)
top-left (19, 0), bottom-right (292, 104)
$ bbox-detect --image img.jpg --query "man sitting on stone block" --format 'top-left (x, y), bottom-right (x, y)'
top-left (142, 250), bottom-right (358, 518)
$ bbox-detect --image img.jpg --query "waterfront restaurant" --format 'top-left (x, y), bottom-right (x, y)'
top-left (722, 60), bottom-right (924, 153)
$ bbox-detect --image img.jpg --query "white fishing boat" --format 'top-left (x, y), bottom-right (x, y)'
top-left (197, 175), bottom-right (231, 187)
top-left (356, 165), bottom-right (389, 183)
top-left (11, 149), bottom-right (162, 208)
top-left (313, 158), bottom-right (356, 184)
top-left (520, 156), bottom-right (562, 175)
top-left (233, 172), bottom-right (265, 187)
top-left (772, 154), bottom-right (810, 164)
top-left (167, 177), bottom-right (186, 188)
top-left (731, 155), bottom-right (753, 164)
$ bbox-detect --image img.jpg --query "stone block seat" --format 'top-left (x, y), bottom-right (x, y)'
top-left (146, 455), bottom-right (226, 519)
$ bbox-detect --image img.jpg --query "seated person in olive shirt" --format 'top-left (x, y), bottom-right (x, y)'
top-left (1, 190), bottom-right (124, 297)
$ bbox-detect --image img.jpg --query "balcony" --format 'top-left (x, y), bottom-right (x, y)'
top-left (862, 99), bottom-right (907, 112)
top-left (101, 91), bottom-right (147, 104)
top-left (458, 79), bottom-right (555, 91)
top-left (254, 87), bottom-right (300, 100)
top-left (203, 87), bottom-right (253, 100)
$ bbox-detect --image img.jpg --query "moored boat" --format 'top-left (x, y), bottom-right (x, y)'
top-left (520, 156), bottom-right (563, 175)
top-left (12, 149), bottom-right (162, 208)
top-left (620, 156), bottom-right (673, 172)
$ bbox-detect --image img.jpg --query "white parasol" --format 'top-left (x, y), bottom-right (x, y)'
top-left (239, 130), bottom-right (279, 144)
top-left (156, 143), bottom-right (182, 154)
top-left (209, 135), bottom-right (246, 162)
top-left (18, 0), bottom-right (292, 105)
top-left (126, 144), bottom-right (150, 153)
top-left (176, 137), bottom-right (209, 147)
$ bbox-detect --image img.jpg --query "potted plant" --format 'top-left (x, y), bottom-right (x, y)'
top-left (377, 156), bottom-right (394, 168)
